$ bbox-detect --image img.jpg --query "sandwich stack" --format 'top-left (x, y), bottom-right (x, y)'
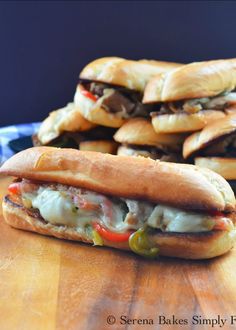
top-left (35, 57), bottom-right (182, 154)
top-left (144, 59), bottom-right (236, 134)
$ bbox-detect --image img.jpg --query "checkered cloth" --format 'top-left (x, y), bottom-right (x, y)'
top-left (0, 122), bottom-right (41, 165)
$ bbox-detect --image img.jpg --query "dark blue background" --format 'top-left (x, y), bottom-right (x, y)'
top-left (1, 1), bottom-right (236, 126)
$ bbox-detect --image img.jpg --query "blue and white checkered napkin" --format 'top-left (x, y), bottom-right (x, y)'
top-left (0, 122), bottom-right (41, 165)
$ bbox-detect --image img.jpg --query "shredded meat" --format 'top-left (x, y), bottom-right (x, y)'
top-left (159, 92), bottom-right (236, 115)
top-left (81, 81), bottom-right (153, 118)
top-left (101, 89), bottom-right (135, 114)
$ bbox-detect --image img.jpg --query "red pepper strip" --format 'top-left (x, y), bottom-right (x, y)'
top-left (213, 217), bottom-right (232, 231)
top-left (208, 210), bottom-right (232, 231)
top-left (8, 182), bottom-right (21, 195)
top-left (81, 90), bottom-right (98, 102)
top-left (92, 223), bottom-right (134, 242)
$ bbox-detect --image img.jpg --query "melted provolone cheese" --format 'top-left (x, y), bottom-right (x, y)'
top-left (147, 205), bottom-right (214, 232)
top-left (74, 87), bottom-right (95, 118)
top-left (24, 187), bottom-right (127, 232)
top-left (22, 186), bottom-right (220, 233)
top-left (25, 188), bottom-right (98, 228)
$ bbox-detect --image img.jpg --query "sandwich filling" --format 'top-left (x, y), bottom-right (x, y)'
top-left (158, 92), bottom-right (236, 115)
top-left (6, 179), bottom-right (235, 258)
top-left (8, 180), bottom-right (233, 232)
top-left (75, 82), bottom-right (154, 119)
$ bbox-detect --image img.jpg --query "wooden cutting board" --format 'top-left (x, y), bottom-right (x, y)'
top-left (0, 177), bottom-right (236, 330)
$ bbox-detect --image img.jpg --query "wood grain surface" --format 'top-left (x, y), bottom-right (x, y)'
top-left (0, 177), bottom-right (236, 330)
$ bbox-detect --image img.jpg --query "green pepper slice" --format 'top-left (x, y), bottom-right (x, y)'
top-left (129, 227), bottom-right (159, 258)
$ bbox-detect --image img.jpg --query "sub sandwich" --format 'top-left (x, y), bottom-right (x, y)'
top-left (143, 58), bottom-right (236, 133)
top-left (74, 57), bottom-right (182, 128)
top-left (183, 113), bottom-right (236, 192)
top-left (114, 118), bottom-right (185, 162)
top-left (35, 103), bottom-right (118, 154)
top-left (1, 147), bottom-right (235, 259)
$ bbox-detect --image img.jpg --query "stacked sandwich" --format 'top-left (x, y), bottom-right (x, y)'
top-left (143, 59), bottom-right (236, 134)
top-left (35, 57), bottom-right (182, 155)
top-left (35, 57), bottom-right (236, 189)
top-left (114, 118), bottom-right (186, 162)
top-left (112, 60), bottom-right (236, 165)
top-left (142, 58), bottom-right (236, 192)
top-left (183, 113), bottom-right (236, 193)
top-left (35, 56), bottom-right (236, 165)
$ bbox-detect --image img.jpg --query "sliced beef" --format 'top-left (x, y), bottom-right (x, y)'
top-left (100, 89), bottom-right (152, 118)
top-left (160, 92), bottom-right (236, 115)
top-left (81, 81), bottom-right (153, 118)
top-left (101, 89), bottom-right (135, 114)
top-left (90, 82), bottom-right (109, 97)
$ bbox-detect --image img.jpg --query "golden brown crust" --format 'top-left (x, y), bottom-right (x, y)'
top-left (79, 140), bottom-right (118, 154)
top-left (0, 147), bottom-right (235, 211)
top-left (143, 58), bottom-right (236, 103)
top-left (114, 118), bottom-right (186, 146)
top-left (3, 196), bottom-right (235, 259)
top-left (151, 110), bottom-right (226, 133)
top-left (38, 103), bottom-right (95, 145)
top-left (139, 59), bottom-right (183, 69)
top-left (80, 57), bottom-right (182, 92)
top-left (148, 229), bottom-right (236, 259)
top-left (195, 157), bottom-right (236, 180)
top-left (74, 84), bottom-right (125, 127)
top-left (183, 113), bottom-right (236, 158)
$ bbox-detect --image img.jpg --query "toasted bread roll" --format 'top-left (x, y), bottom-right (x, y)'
top-left (148, 229), bottom-right (236, 259)
top-left (1, 147), bottom-right (236, 260)
top-left (3, 196), bottom-right (236, 260)
top-left (38, 103), bottom-right (95, 145)
top-left (77, 58), bottom-right (182, 127)
top-left (0, 147), bottom-right (235, 211)
top-left (143, 58), bottom-right (236, 103)
top-left (114, 118), bottom-right (186, 146)
top-left (79, 140), bottom-right (118, 154)
top-left (151, 110), bottom-right (225, 134)
top-left (80, 57), bottom-right (182, 92)
top-left (183, 113), bottom-right (236, 158)
top-left (195, 157), bottom-right (236, 180)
